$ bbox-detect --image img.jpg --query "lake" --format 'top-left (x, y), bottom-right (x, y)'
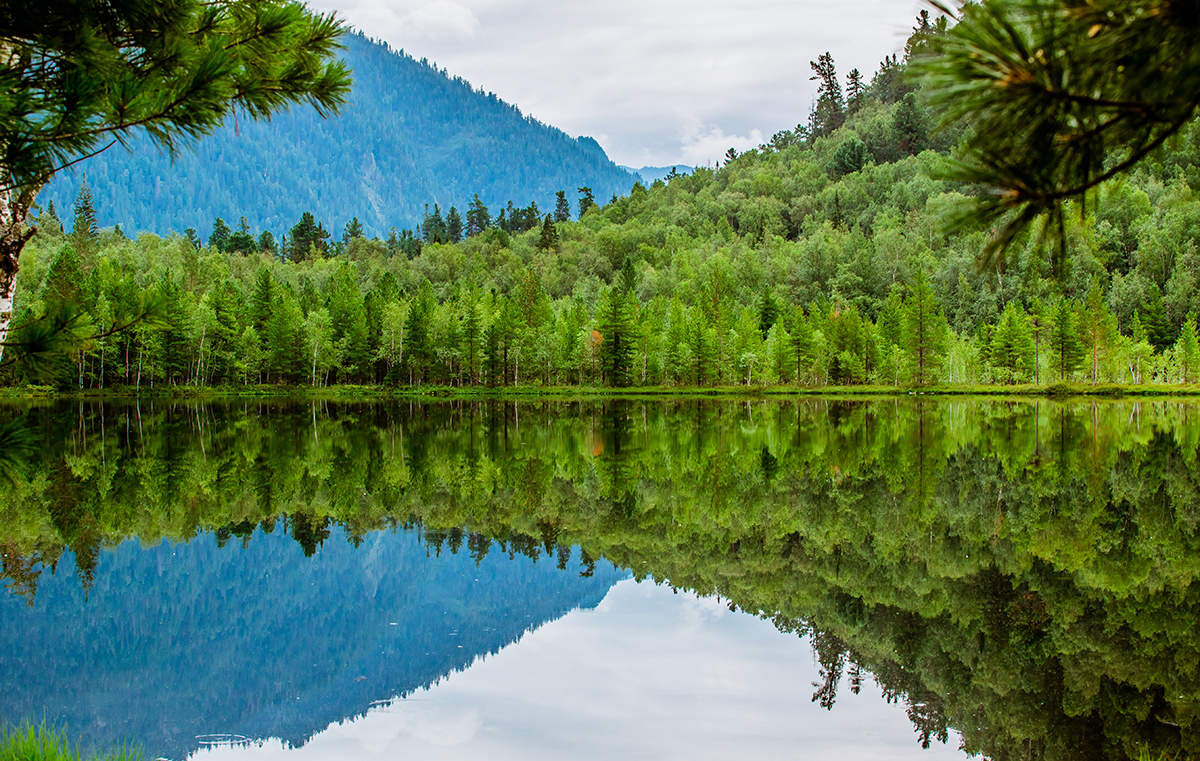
top-left (1, 397), bottom-right (1197, 760)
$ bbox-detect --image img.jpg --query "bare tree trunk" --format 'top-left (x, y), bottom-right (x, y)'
top-left (0, 183), bottom-right (41, 363)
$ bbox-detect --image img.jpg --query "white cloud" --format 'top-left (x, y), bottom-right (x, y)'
top-left (680, 124), bottom-right (767, 168)
top-left (311, 0), bottom-right (929, 166)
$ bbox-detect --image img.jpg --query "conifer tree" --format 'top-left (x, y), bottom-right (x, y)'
top-left (555, 191), bottom-right (571, 223)
top-left (989, 302), bottom-right (1035, 384)
top-left (846, 69), bottom-right (866, 114)
top-left (901, 271), bottom-right (947, 386)
top-left (446, 207), bottom-right (463, 244)
top-left (597, 287), bottom-right (636, 387)
top-left (809, 52), bottom-right (845, 137)
top-left (466, 195), bottom-right (491, 237)
top-left (577, 187), bottom-right (596, 218)
top-left (1048, 298), bottom-right (1085, 382)
top-left (538, 215), bottom-right (560, 251)
top-left (71, 182), bottom-right (99, 257)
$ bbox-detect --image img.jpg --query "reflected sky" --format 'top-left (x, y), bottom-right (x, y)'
top-left (196, 580), bottom-right (963, 761)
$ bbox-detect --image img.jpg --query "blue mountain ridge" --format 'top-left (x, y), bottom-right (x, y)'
top-left (40, 32), bottom-right (641, 237)
top-left (0, 525), bottom-right (625, 761)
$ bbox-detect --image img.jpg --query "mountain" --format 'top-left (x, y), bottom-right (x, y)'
top-left (622, 164), bottom-right (694, 185)
top-left (0, 526), bottom-right (623, 760)
top-left (40, 32), bottom-right (640, 237)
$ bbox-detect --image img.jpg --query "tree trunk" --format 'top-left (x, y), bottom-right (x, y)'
top-left (0, 183), bottom-right (41, 364)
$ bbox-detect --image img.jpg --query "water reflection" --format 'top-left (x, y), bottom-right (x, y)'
top-left (195, 581), bottom-right (962, 761)
top-left (1, 398), bottom-right (1199, 760)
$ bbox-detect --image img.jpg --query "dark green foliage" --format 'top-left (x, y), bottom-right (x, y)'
top-left (919, 0), bottom-right (1200, 265)
top-left (554, 191), bottom-right (571, 223)
top-left (578, 187), bottom-right (596, 218)
top-left (445, 208), bottom-right (463, 244)
top-left (831, 136), bottom-right (870, 177)
top-left (809, 52), bottom-right (846, 137)
top-left (537, 215), bottom-right (559, 252)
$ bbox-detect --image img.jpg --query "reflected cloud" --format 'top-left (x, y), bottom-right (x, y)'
top-left (196, 581), bottom-right (961, 761)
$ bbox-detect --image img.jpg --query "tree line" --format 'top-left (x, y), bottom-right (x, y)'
top-left (7, 14), bottom-right (1200, 390)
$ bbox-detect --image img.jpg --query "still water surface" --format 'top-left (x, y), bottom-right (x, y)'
top-left (1, 398), bottom-right (1197, 760)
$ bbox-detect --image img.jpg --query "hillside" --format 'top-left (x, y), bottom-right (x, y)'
top-left (11, 17), bottom-right (1200, 391)
top-left (39, 32), bottom-right (640, 237)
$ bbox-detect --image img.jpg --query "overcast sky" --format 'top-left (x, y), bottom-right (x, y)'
top-left (308, 0), bottom-right (928, 168)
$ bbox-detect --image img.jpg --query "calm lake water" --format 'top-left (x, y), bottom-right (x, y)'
top-left (1, 397), bottom-right (1198, 760)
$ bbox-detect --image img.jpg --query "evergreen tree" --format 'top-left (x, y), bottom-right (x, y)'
top-left (555, 191), bottom-right (571, 223)
top-left (465, 195), bottom-right (491, 237)
top-left (446, 207), bottom-right (464, 244)
top-left (597, 288), bottom-right (636, 387)
top-left (342, 217), bottom-right (365, 246)
top-left (226, 217), bottom-right (256, 253)
top-left (1048, 298), bottom-right (1085, 382)
top-left (70, 182), bottom-right (98, 257)
top-left (809, 52), bottom-right (845, 137)
top-left (1080, 281), bottom-right (1113, 385)
top-left (892, 93), bottom-right (928, 156)
top-left (989, 302), bottom-right (1035, 384)
top-left (208, 218), bottom-right (232, 252)
top-left (538, 215), bottom-right (559, 252)
top-left (846, 68), bottom-right (866, 114)
top-left (258, 231), bottom-right (277, 254)
top-left (578, 187), bottom-right (596, 218)
top-left (901, 272), bottom-right (947, 386)
top-left (421, 204), bottom-right (447, 244)
top-left (758, 291), bottom-right (779, 340)
top-left (288, 212), bottom-right (329, 262)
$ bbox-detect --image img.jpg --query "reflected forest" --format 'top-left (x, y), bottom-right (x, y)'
top-left (2, 398), bottom-right (1199, 760)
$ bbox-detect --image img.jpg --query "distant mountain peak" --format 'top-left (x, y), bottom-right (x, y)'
top-left (44, 32), bottom-right (640, 236)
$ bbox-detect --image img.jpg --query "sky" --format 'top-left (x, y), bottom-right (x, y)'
top-left (307, 0), bottom-right (929, 168)
top-left (199, 581), bottom-right (964, 761)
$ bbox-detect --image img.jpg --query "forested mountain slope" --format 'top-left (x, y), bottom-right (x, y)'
top-left (38, 32), bottom-right (639, 236)
top-left (12, 16), bottom-right (1200, 390)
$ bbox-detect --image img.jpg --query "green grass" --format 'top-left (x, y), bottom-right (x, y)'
top-left (0, 724), bottom-right (140, 761)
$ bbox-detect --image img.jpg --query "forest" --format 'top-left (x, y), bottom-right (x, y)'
top-left (2, 397), bottom-right (1198, 761)
top-left (7, 16), bottom-right (1200, 392)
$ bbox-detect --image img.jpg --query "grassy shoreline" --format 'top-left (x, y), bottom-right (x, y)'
top-left (2, 382), bottom-right (1200, 402)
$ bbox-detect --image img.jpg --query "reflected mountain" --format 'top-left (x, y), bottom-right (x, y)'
top-left (0, 521), bottom-right (622, 760)
top-left (2, 398), bottom-right (1200, 760)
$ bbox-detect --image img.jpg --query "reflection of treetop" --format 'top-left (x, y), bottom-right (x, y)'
top-left (2, 398), bottom-right (1200, 760)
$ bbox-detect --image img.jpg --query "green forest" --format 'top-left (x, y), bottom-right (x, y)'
top-left (3, 397), bottom-right (1199, 760)
top-left (8, 16), bottom-right (1200, 392)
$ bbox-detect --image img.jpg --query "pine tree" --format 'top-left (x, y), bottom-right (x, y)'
top-left (1048, 298), bottom-right (1085, 382)
top-left (342, 217), bottom-right (365, 247)
top-left (577, 187), bottom-right (596, 218)
top-left (809, 52), bottom-right (845, 137)
top-left (892, 93), bottom-right (928, 156)
top-left (989, 302), bottom-right (1035, 384)
top-left (287, 212), bottom-right (329, 262)
top-left (258, 231), bottom-right (277, 254)
top-left (901, 271), bottom-right (947, 386)
top-left (446, 207), bottom-right (463, 244)
top-left (597, 288), bottom-right (636, 387)
top-left (555, 191), bottom-right (571, 222)
top-left (758, 291), bottom-right (779, 340)
top-left (71, 182), bottom-right (98, 257)
top-left (208, 218), bottom-right (232, 252)
top-left (1079, 281), bottom-right (1113, 385)
top-left (465, 195), bottom-right (491, 237)
top-left (538, 215), bottom-right (560, 252)
top-left (421, 204), bottom-right (447, 244)
top-left (226, 217), bottom-right (255, 253)
top-left (846, 69), bottom-right (866, 114)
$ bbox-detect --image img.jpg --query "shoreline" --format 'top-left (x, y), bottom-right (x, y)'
top-left (2, 382), bottom-right (1200, 402)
